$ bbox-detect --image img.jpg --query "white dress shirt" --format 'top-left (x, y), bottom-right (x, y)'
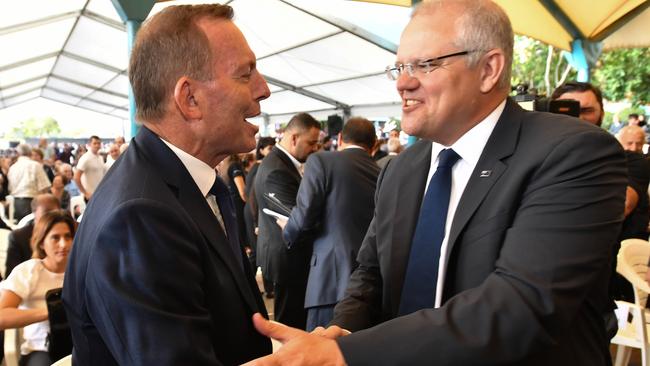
top-left (275, 143), bottom-right (303, 176)
top-left (427, 98), bottom-right (506, 308)
top-left (160, 139), bottom-right (225, 231)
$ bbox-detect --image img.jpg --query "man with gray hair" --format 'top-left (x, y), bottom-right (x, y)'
top-left (7, 143), bottom-right (51, 221)
top-left (244, 1), bottom-right (625, 365)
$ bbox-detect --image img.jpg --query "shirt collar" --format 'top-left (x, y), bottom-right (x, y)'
top-left (160, 138), bottom-right (216, 197)
top-left (342, 144), bottom-right (365, 151)
top-left (431, 98), bottom-right (506, 165)
top-left (275, 143), bottom-right (302, 173)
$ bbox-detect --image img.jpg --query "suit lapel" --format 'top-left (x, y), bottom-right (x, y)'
top-left (389, 141), bottom-right (432, 314)
top-left (134, 127), bottom-right (261, 314)
top-left (272, 146), bottom-right (301, 180)
top-left (445, 99), bottom-right (522, 261)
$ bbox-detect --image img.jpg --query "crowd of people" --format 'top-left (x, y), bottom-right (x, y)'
top-left (0, 136), bottom-right (127, 365)
top-left (0, 0), bottom-right (648, 365)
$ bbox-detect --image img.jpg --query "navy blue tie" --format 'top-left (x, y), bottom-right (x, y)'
top-left (210, 176), bottom-right (244, 271)
top-left (399, 148), bottom-right (460, 315)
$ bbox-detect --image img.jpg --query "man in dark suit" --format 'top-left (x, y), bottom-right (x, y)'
top-left (254, 113), bottom-right (321, 329)
top-left (243, 1), bottom-right (627, 365)
top-left (280, 117), bottom-right (379, 331)
top-left (4, 193), bottom-right (60, 276)
top-left (62, 4), bottom-right (272, 365)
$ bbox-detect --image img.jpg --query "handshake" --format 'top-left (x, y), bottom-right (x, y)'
top-left (242, 313), bottom-right (350, 366)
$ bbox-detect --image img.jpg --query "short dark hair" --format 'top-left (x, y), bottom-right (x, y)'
top-left (629, 113), bottom-right (640, 119)
top-left (129, 4), bottom-right (234, 121)
top-left (341, 117), bottom-right (377, 150)
top-left (285, 113), bottom-right (321, 134)
top-left (551, 81), bottom-right (604, 110)
top-left (256, 137), bottom-right (276, 160)
top-left (89, 135), bottom-right (101, 143)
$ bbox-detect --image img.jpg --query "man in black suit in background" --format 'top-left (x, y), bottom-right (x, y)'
top-left (244, 1), bottom-right (626, 365)
top-left (280, 117), bottom-right (380, 331)
top-left (63, 4), bottom-right (272, 365)
top-left (254, 113), bottom-right (320, 329)
top-left (4, 194), bottom-right (60, 276)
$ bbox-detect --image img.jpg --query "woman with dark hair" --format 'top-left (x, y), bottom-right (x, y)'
top-left (244, 137), bottom-right (276, 297)
top-left (48, 174), bottom-right (71, 212)
top-left (0, 210), bottom-right (75, 366)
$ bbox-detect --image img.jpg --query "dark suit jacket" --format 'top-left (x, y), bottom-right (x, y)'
top-left (254, 147), bottom-right (311, 285)
top-left (331, 100), bottom-right (627, 365)
top-left (62, 126), bottom-right (270, 366)
top-left (5, 222), bottom-right (34, 277)
top-left (283, 148), bottom-right (379, 308)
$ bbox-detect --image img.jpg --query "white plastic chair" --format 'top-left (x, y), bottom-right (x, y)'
top-left (3, 328), bottom-right (22, 366)
top-left (15, 213), bottom-right (34, 229)
top-left (0, 228), bottom-right (12, 279)
top-left (69, 195), bottom-right (86, 219)
top-left (611, 239), bottom-right (650, 366)
top-left (50, 354), bottom-right (72, 366)
top-left (4, 195), bottom-right (15, 227)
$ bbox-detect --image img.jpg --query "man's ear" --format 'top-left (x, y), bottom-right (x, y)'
top-left (478, 49), bottom-right (505, 93)
top-left (173, 77), bottom-right (202, 120)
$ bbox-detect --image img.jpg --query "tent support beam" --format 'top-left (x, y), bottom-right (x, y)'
top-left (278, 0), bottom-right (397, 54)
top-left (111, 0), bottom-right (156, 138)
top-left (264, 75), bottom-right (350, 110)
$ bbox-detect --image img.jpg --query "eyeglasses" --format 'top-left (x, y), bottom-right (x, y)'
top-left (385, 50), bottom-right (473, 80)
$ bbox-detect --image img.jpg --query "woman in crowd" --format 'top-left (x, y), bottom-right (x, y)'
top-left (48, 174), bottom-right (70, 212)
top-left (244, 137), bottom-right (276, 297)
top-left (0, 210), bottom-right (75, 366)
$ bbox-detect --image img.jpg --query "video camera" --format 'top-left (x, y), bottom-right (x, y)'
top-left (512, 84), bottom-right (580, 118)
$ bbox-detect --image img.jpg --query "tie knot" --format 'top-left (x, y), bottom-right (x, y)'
top-left (438, 148), bottom-right (460, 168)
top-left (210, 176), bottom-right (230, 198)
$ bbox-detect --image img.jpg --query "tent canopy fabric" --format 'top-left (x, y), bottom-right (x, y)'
top-left (0, 0), bottom-right (406, 122)
top-left (357, 0), bottom-right (650, 51)
top-left (1, 0), bottom-right (647, 122)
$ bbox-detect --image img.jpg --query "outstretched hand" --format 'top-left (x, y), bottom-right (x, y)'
top-left (242, 313), bottom-right (348, 366)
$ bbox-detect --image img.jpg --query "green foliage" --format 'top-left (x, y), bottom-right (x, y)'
top-left (7, 117), bottom-right (61, 139)
top-left (592, 48), bottom-right (650, 106)
top-left (511, 36), bottom-right (577, 97)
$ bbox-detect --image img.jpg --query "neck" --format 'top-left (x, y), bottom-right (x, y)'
top-left (42, 257), bottom-right (65, 273)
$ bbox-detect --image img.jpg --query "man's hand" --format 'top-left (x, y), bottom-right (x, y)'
top-left (275, 217), bottom-right (288, 230)
top-left (242, 313), bottom-right (347, 366)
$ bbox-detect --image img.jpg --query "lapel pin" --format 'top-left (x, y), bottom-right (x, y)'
top-left (479, 170), bottom-right (492, 178)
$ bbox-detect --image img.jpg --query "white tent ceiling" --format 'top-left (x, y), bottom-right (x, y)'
top-left (0, 0), bottom-right (408, 124)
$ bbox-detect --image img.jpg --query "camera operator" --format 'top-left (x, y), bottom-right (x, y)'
top-left (551, 81), bottom-right (604, 126)
top-left (552, 82), bottom-right (649, 308)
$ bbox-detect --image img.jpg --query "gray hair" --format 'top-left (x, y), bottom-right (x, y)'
top-left (16, 143), bottom-right (32, 156)
top-left (413, 0), bottom-right (513, 89)
top-left (387, 137), bottom-right (403, 154)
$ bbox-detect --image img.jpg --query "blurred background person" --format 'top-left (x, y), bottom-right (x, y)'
top-left (73, 136), bottom-right (106, 202)
top-left (0, 210), bottom-right (75, 366)
top-left (48, 174), bottom-right (70, 212)
top-left (377, 137), bottom-right (404, 169)
top-left (8, 144), bottom-right (51, 221)
top-left (244, 137), bottom-right (276, 298)
top-left (104, 144), bottom-right (121, 170)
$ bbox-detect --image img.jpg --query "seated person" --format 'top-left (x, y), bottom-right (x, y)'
top-left (0, 210), bottom-right (75, 366)
top-left (48, 175), bottom-right (70, 212)
top-left (4, 194), bottom-right (60, 277)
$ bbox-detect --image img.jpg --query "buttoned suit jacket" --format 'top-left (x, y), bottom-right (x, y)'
top-left (283, 148), bottom-right (379, 308)
top-left (254, 146), bottom-right (311, 285)
top-left (62, 126), bottom-right (270, 366)
top-left (331, 99), bottom-right (627, 366)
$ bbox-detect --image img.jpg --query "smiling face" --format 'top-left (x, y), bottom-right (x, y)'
top-left (41, 222), bottom-right (73, 271)
top-left (194, 19), bottom-right (270, 159)
top-left (396, 12), bottom-right (483, 145)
